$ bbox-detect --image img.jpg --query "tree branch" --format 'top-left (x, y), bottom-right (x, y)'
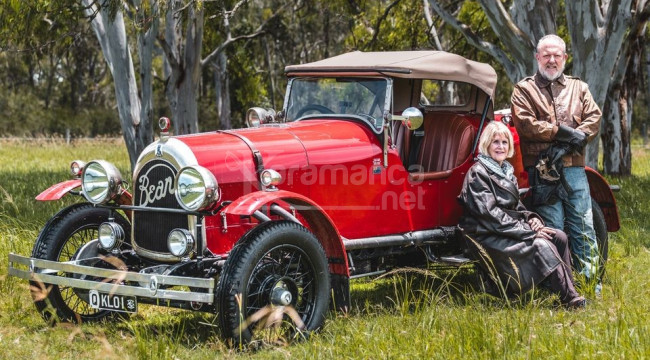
top-left (201, 4), bottom-right (286, 67)
top-left (427, 0), bottom-right (522, 82)
top-left (422, 0), bottom-right (443, 50)
top-left (362, 0), bottom-right (404, 51)
top-left (478, 0), bottom-right (534, 59)
top-left (157, 35), bottom-right (179, 70)
top-left (225, 0), bottom-right (249, 18)
top-left (202, 29), bottom-right (266, 66)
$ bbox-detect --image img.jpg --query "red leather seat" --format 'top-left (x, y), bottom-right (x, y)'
top-left (391, 120), bottom-right (411, 165)
top-left (410, 113), bottom-right (475, 181)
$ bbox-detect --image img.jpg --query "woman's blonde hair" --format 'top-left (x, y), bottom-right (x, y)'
top-left (478, 121), bottom-right (514, 158)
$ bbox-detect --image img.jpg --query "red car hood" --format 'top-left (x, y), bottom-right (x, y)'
top-left (176, 119), bottom-right (379, 185)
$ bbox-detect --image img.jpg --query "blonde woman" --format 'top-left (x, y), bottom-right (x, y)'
top-left (458, 121), bottom-right (585, 308)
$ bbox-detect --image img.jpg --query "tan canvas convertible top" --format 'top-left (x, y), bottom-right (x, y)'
top-left (285, 51), bottom-right (497, 97)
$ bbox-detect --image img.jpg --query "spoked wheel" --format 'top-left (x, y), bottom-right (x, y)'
top-left (216, 221), bottom-right (330, 345)
top-left (30, 203), bottom-right (130, 323)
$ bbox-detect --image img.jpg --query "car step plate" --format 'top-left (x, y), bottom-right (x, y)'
top-left (89, 290), bottom-right (138, 313)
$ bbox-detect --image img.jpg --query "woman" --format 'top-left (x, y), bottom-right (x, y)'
top-left (458, 121), bottom-right (585, 308)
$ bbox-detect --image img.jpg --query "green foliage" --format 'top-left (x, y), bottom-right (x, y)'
top-left (346, 0), bottom-right (429, 51)
top-left (0, 0), bottom-right (119, 137)
top-left (228, 46), bottom-right (271, 129)
top-left (0, 84), bottom-right (122, 136)
top-left (0, 140), bottom-right (649, 358)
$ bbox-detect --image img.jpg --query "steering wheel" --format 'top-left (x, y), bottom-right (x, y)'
top-left (295, 104), bottom-right (334, 118)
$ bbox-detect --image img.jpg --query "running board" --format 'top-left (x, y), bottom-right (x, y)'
top-left (437, 255), bottom-right (472, 265)
top-left (343, 227), bottom-right (457, 251)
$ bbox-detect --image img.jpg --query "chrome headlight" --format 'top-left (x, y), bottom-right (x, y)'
top-left (70, 160), bottom-right (86, 177)
top-left (98, 222), bottom-right (124, 251)
top-left (174, 165), bottom-right (220, 211)
top-left (260, 169), bottom-right (282, 189)
top-left (167, 228), bottom-right (194, 257)
top-left (246, 107), bottom-right (276, 127)
top-left (81, 160), bottom-right (123, 204)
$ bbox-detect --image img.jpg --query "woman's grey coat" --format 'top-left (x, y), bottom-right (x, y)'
top-left (458, 162), bottom-right (562, 293)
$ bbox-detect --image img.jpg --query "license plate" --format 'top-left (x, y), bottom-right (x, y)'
top-left (88, 290), bottom-right (138, 313)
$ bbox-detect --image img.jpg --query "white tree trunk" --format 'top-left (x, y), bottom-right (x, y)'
top-left (214, 51), bottom-right (232, 129)
top-left (422, 0), bottom-right (443, 50)
top-left (427, 0), bottom-right (530, 83)
top-left (601, 22), bottom-right (646, 175)
top-left (263, 37), bottom-right (277, 109)
top-left (177, 5), bottom-right (203, 134)
top-left (162, 1), bottom-right (202, 135)
top-left (135, 0), bottom-right (159, 156)
top-left (82, 0), bottom-right (142, 170)
top-left (566, 0), bottom-right (634, 169)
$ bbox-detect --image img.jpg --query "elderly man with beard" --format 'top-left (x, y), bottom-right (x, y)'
top-left (511, 34), bottom-right (602, 293)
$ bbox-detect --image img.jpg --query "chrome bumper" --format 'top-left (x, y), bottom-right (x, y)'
top-left (8, 253), bottom-right (215, 304)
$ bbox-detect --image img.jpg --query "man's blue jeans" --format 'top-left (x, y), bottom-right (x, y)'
top-left (533, 166), bottom-right (599, 279)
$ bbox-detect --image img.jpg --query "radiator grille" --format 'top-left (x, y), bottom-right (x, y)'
top-left (132, 160), bottom-right (188, 253)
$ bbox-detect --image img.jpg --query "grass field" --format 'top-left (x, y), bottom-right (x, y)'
top-left (1, 139), bottom-right (649, 359)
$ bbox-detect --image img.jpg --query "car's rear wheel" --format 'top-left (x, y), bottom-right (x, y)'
top-left (591, 198), bottom-right (608, 278)
top-left (30, 203), bottom-right (130, 324)
top-left (216, 221), bottom-right (330, 345)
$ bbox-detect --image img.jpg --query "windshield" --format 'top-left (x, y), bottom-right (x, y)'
top-left (285, 77), bottom-right (389, 130)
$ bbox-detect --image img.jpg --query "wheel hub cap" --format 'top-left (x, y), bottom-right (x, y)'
top-left (271, 287), bottom-right (293, 306)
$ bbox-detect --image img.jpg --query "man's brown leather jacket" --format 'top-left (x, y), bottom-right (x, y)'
top-left (511, 73), bottom-right (601, 168)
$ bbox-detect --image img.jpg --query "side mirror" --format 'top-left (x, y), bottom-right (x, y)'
top-left (392, 107), bottom-right (423, 130)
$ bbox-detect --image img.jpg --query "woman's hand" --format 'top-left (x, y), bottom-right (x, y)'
top-left (536, 227), bottom-right (556, 240)
top-left (528, 217), bottom-right (544, 232)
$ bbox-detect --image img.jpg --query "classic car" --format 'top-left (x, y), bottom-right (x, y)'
top-left (8, 51), bottom-right (619, 343)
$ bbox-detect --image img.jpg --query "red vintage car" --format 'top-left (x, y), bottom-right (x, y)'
top-left (8, 51), bottom-right (619, 343)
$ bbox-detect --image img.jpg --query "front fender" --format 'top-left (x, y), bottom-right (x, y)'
top-left (35, 180), bottom-right (82, 201)
top-left (223, 190), bottom-right (348, 276)
top-left (35, 179), bottom-right (133, 209)
top-left (585, 167), bottom-right (620, 232)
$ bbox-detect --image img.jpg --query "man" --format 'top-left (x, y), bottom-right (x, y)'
top-left (511, 34), bottom-right (602, 288)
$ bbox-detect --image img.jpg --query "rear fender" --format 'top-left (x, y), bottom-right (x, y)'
top-left (585, 167), bottom-right (620, 232)
top-left (223, 190), bottom-right (348, 277)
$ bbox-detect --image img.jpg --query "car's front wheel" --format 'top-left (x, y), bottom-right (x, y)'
top-left (216, 221), bottom-right (330, 345)
top-left (30, 203), bottom-right (130, 324)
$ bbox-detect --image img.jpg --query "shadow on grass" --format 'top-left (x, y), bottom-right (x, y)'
top-left (349, 265), bottom-right (482, 313)
top-left (112, 311), bottom-right (228, 354)
top-left (348, 262), bottom-right (561, 319)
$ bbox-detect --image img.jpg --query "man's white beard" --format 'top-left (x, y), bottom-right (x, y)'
top-left (539, 64), bottom-right (565, 81)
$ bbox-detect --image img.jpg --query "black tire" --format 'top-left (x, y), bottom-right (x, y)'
top-left (591, 198), bottom-right (608, 277)
top-left (216, 221), bottom-right (330, 344)
top-left (30, 203), bottom-right (130, 324)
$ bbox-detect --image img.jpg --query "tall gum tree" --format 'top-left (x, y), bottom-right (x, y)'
top-left (428, 0), bottom-right (650, 174)
top-left (158, 0), bottom-right (286, 133)
top-left (81, 0), bottom-right (285, 168)
top-left (82, 0), bottom-right (144, 170)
